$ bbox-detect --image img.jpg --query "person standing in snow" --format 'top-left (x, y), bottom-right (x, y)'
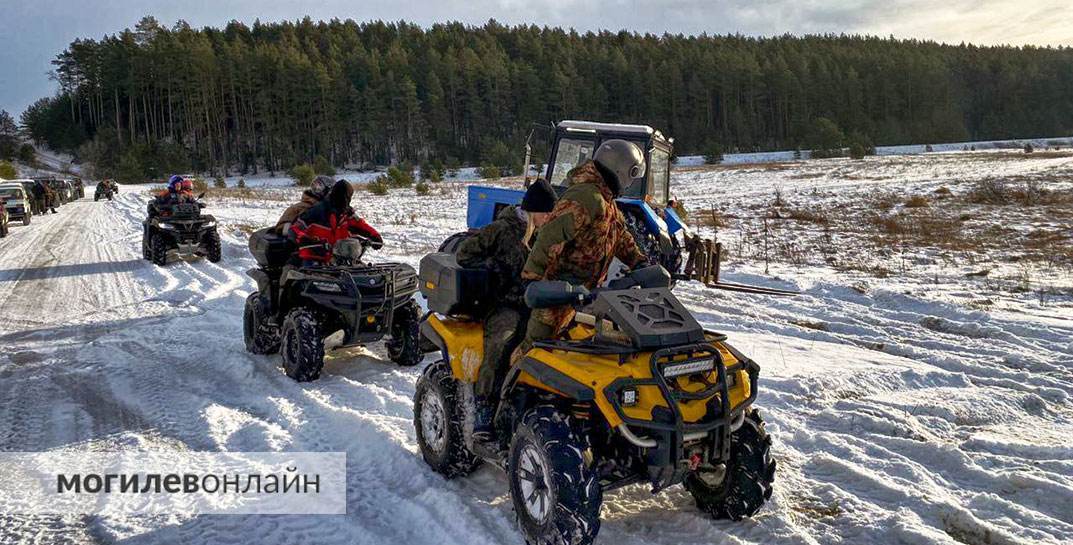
top-left (455, 179), bottom-right (557, 439)
top-left (275, 175), bottom-right (333, 235)
top-left (513, 140), bottom-right (648, 361)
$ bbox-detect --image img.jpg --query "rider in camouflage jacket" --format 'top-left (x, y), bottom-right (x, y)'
top-left (516, 156), bottom-right (646, 358)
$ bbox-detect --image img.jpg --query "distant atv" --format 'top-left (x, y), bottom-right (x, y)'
top-left (243, 228), bottom-right (423, 382)
top-left (142, 194), bottom-right (222, 266)
top-left (95, 182), bottom-right (117, 201)
top-left (415, 255), bottom-right (775, 545)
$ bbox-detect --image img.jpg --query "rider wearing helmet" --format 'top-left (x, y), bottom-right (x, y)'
top-left (514, 139), bottom-right (648, 358)
top-left (275, 175), bottom-right (333, 234)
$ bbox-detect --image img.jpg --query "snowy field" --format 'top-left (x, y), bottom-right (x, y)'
top-left (0, 149), bottom-right (1071, 545)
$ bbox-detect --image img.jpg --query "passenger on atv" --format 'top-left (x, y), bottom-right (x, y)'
top-left (95, 179), bottom-right (119, 201)
top-left (275, 175), bottom-right (332, 235)
top-left (454, 178), bottom-right (557, 440)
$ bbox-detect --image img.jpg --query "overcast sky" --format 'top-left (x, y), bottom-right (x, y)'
top-left (3, 0), bottom-right (1071, 116)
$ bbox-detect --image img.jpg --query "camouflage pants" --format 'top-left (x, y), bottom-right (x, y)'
top-left (476, 306), bottom-right (527, 399)
top-left (510, 305), bottom-right (575, 365)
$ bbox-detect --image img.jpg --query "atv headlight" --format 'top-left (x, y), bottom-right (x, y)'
top-left (159, 222), bottom-right (176, 230)
top-left (663, 358), bottom-right (715, 378)
top-left (203, 220), bottom-right (216, 227)
top-left (620, 388), bottom-right (638, 407)
top-left (312, 281), bottom-right (343, 293)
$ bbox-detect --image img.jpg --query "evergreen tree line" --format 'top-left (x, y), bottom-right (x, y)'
top-left (18, 16), bottom-right (1073, 180)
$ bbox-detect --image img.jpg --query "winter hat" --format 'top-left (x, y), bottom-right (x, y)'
top-left (521, 178), bottom-right (557, 213)
top-left (167, 175), bottom-right (184, 192)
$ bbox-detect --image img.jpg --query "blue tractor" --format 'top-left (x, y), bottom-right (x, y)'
top-left (463, 120), bottom-right (717, 284)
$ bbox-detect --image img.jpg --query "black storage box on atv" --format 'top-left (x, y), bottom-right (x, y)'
top-left (248, 227), bottom-right (296, 268)
top-left (419, 252), bottom-right (493, 317)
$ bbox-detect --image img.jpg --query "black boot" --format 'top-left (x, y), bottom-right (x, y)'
top-left (473, 397), bottom-right (496, 442)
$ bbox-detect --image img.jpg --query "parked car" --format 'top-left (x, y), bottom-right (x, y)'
top-left (0, 183), bottom-right (32, 225)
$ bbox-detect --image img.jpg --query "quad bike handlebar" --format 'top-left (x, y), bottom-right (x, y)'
top-left (524, 265), bottom-right (673, 309)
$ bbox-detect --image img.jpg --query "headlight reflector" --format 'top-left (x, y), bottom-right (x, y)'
top-left (663, 358), bottom-right (715, 378)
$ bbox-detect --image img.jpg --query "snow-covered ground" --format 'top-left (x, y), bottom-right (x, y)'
top-left (0, 150), bottom-right (1071, 545)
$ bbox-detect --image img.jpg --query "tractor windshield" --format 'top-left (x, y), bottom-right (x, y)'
top-left (647, 148), bottom-right (670, 205)
top-left (548, 139), bottom-right (595, 188)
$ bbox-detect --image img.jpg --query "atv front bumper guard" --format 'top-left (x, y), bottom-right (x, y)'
top-left (602, 340), bottom-right (760, 489)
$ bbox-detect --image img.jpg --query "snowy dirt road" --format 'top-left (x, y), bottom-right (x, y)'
top-left (1, 158), bottom-right (1071, 545)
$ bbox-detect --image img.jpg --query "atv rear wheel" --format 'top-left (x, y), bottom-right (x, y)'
top-left (685, 408), bottom-right (775, 520)
top-left (204, 228), bottom-right (222, 263)
top-left (280, 308), bottom-right (325, 382)
top-left (150, 232), bottom-right (168, 266)
top-left (414, 361), bottom-right (481, 477)
top-left (509, 406), bottom-right (602, 545)
top-left (243, 292), bottom-right (281, 354)
top-left (386, 300), bottom-right (422, 367)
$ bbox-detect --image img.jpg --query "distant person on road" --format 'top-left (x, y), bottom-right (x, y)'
top-left (275, 175), bottom-right (333, 235)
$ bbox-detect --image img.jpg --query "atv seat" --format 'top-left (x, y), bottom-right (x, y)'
top-left (250, 227), bottom-right (296, 269)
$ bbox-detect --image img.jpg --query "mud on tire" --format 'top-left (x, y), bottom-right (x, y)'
top-left (413, 361), bottom-right (481, 478)
top-left (685, 408), bottom-right (776, 520)
top-left (386, 300), bottom-right (422, 367)
top-left (279, 308), bottom-right (325, 382)
top-left (243, 292), bottom-right (281, 354)
top-left (509, 406), bottom-right (602, 545)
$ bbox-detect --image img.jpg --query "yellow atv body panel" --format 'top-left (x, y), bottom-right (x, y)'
top-left (425, 315), bottom-right (753, 429)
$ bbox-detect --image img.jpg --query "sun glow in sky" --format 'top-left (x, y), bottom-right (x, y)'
top-left (2, 0), bottom-right (1070, 114)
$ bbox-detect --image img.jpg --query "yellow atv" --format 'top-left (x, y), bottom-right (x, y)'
top-left (414, 255), bottom-right (776, 545)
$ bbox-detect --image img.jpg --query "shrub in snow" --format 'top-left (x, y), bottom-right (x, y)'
top-left (479, 164), bottom-right (501, 180)
top-left (0, 160), bottom-right (15, 179)
top-left (387, 166), bottom-right (413, 188)
top-left (237, 178), bottom-right (246, 188)
top-left (703, 142), bottom-right (724, 164)
top-left (368, 177), bottom-right (390, 195)
top-left (289, 164), bottom-right (315, 186)
top-left (416, 181), bottom-right (431, 196)
top-left (213, 176), bottom-right (226, 189)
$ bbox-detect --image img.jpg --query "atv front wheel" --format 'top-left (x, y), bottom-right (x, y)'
top-left (280, 308), bottom-right (325, 382)
top-left (386, 300), bottom-right (422, 366)
top-left (685, 408), bottom-right (776, 520)
top-left (509, 406), bottom-right (602, 545)
top-left (150, 233), bottom-right (168, 266)
top-left (243, 292), bottom-right (280, 354)
top-left (414, 361), bottom-right (481, 477)
top-left (22, 213), bottom-right (30, 226)
top-left (204, 228), bottom-right (222, 263)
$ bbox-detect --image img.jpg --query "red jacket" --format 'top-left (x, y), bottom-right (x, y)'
top-left (290, 209), bottom-right (381, 263)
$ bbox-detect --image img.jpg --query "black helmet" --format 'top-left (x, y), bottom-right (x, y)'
top-left (593, 139), bottom-right (645, 196)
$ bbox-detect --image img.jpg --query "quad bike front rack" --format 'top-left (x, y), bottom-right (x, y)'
top-left (681, 236), bottom-right (799, 297)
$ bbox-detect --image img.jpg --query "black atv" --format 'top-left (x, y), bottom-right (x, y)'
top-left (141, 195), bottom-right (222, 266)
top-left (95, 183), bottom-right (116, 201)
top-left (243, 228), bottom-right (423, 382)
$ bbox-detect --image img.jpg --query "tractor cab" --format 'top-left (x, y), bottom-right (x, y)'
top-left (544, 120), bottom-right (673, 207)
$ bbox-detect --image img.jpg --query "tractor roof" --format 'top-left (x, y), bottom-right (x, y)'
top-left (557, 120), bottom-right (668, 143)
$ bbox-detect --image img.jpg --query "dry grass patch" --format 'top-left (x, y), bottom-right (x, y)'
top-left (904, 195), bottom-right (930, 208)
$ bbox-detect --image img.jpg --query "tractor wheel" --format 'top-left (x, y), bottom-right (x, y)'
top-left (685, 408), bottom-right (776, 520)
top-left (414, 361), bottom-right (481, 477)
top-left (150, 233), bottom-right (169, 266)
top-left (508, 405), bottom-right (602, 545)
top-left (279, 308), bottom-right (325, 382)
top-left (243, 292), bottom-right (280, 355)
top-left (386, 300), bottom-right (422, 367)
top-left (204, 228), bottom-right (222, 263)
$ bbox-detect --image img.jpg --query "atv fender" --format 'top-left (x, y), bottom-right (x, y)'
top-left (247, 268), bottom-right (273, 293)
